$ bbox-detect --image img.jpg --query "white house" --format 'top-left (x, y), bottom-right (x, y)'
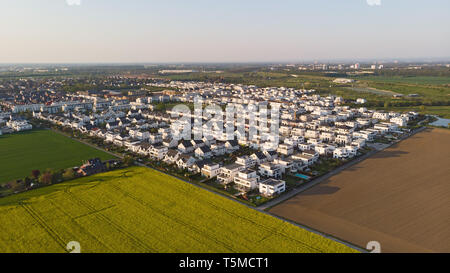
top-left (356, 98), bottom-right (367, 104)
top-left (298, 143), bottom-right (313, 151)
top-left (163, 137), bottom-right (178, 148)
top-left (273, 157), bottom-right (295, 174)
top-left (373, 112), bottom-right (389, 121)
top-left (217, 163), bottom-right (245, 185)
top-left (178, 140), bottom-right (195, 154)
top-left (234, 170), bottom-right (260, 192)
top-left (225, 140), bottom-right (239, 153)
top-left (319, 132), bottom-right (335, 142)
top-left (149, 145), bottom-right (168, 160)
top-left (235, 155), bottom-right (256, 168)
top-left (259, 179), bottom-right (286, 197)
top-left (277, 143), bottom-right (294, 156)
top-left (163, 149), bottom-right (180, 164)
top-left (351, 138), bottom-right (366, 149)
top-left (176, 154), bottom-right (196, 170)
top-left (211, 142), bottom-right (226, 156)
top-left (353, 130), bottom-right (375, 141)
top-left (333, 146), bottom-right (357, 159)
top-left (195, 146), bottom-right (213, 159)
top-left (258, 162), bottom-right (282, 179)
top-left (335, 134), bottom-right (352, 145)
top-left (305, 130), bottom-right (320, 139)
top-left (7, 120), bottom-right (33, 131)
top-left (291, 150), bottom-right (319, 166)
top-left (149, 133), bottom-right (163, 144)
top-left (250, 152), bottom-right (267, 165)
top-left (201, 163), bottom-right (221, 178)
top-left (314, 143), bottom-right (335, 155)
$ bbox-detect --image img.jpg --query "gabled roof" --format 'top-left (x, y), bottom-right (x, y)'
top-left (180, 140), bottom-right (193, 147)
top-left (107, 121), bottom-right (119, 126)
top-left (197, 146), bottom-right (211, 153)
top-left (226, 140), bottom-right (238, 147)
top-left (193, 159), bottom-right (213, 169)
top-left (166, 149), bottom-right (179, 157)
top-left (178, 153), bottom-right (195, 163)
top-left (252, 151), bottom-right (266, 160)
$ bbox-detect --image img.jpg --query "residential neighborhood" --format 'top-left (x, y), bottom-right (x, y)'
top-left (1, 79), bottom-right (420, 203)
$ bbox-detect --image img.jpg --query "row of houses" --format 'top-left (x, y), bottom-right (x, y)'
top-left (26, 80), bottom-right (419, 199)
top-left (0, 114), bottom-right (33, 135)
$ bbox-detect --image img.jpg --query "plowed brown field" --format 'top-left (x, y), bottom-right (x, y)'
top-left (270, 128), bottom-right (450, 253)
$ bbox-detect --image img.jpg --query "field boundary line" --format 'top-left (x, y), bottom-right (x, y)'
top-left (106, 180), bottom-right (236, 252)
top-left (63, 188), bottom-right (156, 253)
top-left (20, 202), bottom-right (67, 251)
top-left (48, 127), bottom-right (368, 252)
top-left (48, 198), bottom-right (113, 252)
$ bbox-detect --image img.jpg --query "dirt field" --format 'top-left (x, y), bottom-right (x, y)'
top-left (270, 128), bottom-right (450, 253)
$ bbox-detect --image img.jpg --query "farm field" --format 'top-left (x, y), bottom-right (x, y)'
top-left (270, 128), bottom-right (450, 253)
top-left (344, 87), bottom-right (401, 97)
top-left (0, 130), bottom-right (116, 183)
top-left (0, 166), bottom-right (356, 253)
top-left (376, 105), bottom-right (450, 119)
top-left (352, 75), bottom-right (450, 85)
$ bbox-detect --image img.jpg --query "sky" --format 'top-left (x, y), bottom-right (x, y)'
top-left (0, 0), bottom-right (449, 63)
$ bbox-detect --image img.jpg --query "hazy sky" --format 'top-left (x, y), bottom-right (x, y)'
top-left (1, 0), bottom-right (449, 63)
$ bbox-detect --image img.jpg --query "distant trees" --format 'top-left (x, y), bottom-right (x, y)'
top-left (154, 103), bottom-right (166, 112)
top-left (63, 168), bottom-right (76, 180)
top-left (123, 156), bottom-right (135, 167)
top-left (31, 170), bottom-right (41, 180)
top-left (38, 171), bottom-right (53, 185)
top-left (24, 177), bottom-right (33, 188)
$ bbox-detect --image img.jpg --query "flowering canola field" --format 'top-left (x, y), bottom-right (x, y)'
top-left (0, 167), bottom-right (356, 253)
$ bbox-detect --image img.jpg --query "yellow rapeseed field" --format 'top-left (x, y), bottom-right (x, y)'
top-left (0, 167), bottom-right (357, 253)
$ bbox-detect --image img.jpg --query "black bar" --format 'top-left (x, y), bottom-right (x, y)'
top-left (1, 253), bottom-right (447, 272)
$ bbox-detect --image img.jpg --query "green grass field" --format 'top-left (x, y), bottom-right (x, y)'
top-left (0, 167), bottom-right (357, 253)
top-left (0, 130), bottom-right (116, 183)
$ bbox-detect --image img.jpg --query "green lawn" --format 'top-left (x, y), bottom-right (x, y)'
top-left (0, 130), bottom-right (116, 183)
top-left (0, 167), bottom-right (357, 253)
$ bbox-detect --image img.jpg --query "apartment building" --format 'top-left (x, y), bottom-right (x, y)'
top-left (217, 163), bottom-right (245, 185)
top-left (259, 179), bottom-right (286, 197)
top-left (234, 170), bottom-right (260, 192)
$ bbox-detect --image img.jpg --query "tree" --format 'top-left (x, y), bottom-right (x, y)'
top-left (24, 177), bottom-right (33, 188)
top-left (39, 172), bottom-right (53, 185)
top-left (31, 170), bottom-right (41, 180)
top-left (52, 170), bottom-right (63, 183)
top-left (123, 156), bottom-right (135, 167)
top-left (63, 168), bottom-right (75, 180)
